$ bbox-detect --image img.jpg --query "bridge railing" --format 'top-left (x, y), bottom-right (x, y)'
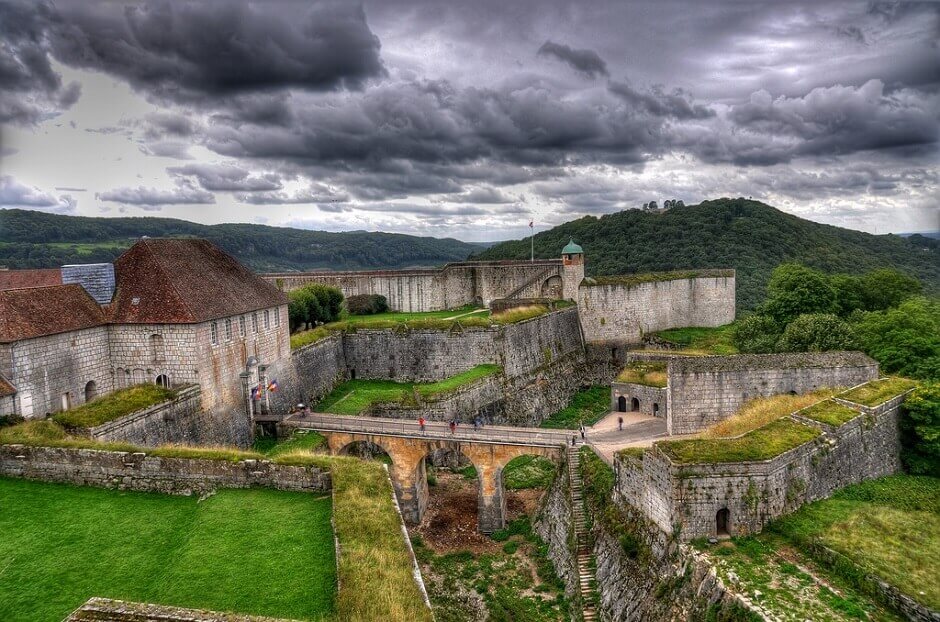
top-left (286, 413), bottom-right (573, 448)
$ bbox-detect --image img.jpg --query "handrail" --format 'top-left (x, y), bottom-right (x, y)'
top-left (285, 413), bottom-right (573, 448)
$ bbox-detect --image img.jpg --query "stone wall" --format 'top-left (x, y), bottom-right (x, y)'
top-left (577, 273), bottom-right (736, 344)
top-left (85, 384), bottom-right (203, 447)
top-left (268, 333), bottom-right (347, 413)
top-left (0, 444), bottom-right (330, 495)
top-left (666, 351), bottom-right (879, 435)
top-left (534, 456), bottom-right (578, 598)
top-left (108, 323), bottom-right (200, 390)
top-left (265, 260), bottom-right (568, 312)
top-left (615, 390), bottom-right (907, 540)
top-left (68, 597), bottom-right (296, 622)
top-left (611, 382), bottom-right (667, 417)
top-left (0, 326), bottom-right (113, 418)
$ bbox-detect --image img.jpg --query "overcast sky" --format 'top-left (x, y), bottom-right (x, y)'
top-left (0, 0), bottom-right (937, 241)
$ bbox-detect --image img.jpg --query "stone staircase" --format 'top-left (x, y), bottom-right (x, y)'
top-left (501, 266), bottom-right (556, 301)
top-left (568, 446), bottom-right (599, 621)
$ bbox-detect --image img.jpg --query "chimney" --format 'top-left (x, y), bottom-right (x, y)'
top-left (61, 263), bottom-right (115, 304)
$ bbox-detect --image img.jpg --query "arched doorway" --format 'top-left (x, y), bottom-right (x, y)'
top-left (631, 397), bottom-right (640, 412)
top-left (155, 374), bottom-right (170, 388)
top-left (617, 396), bottom-right (627, 412)
top-left (84, 381), bottom-right (97, 402)
top-left (716, 508), bottom-right (730, 536)
top-left (653, 403), bottom-right (660, 416)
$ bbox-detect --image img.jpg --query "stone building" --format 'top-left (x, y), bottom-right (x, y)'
top-left (0, 239), bottom-right (288, 427)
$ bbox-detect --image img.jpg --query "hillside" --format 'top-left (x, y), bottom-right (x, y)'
top-left (0, 209), bottom-right (480, 272)
top-left (473, 198), bottom-right (940, 310)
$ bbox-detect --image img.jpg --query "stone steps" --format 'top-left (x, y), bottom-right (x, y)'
top-left (567, 447), bottom-right (599, 621)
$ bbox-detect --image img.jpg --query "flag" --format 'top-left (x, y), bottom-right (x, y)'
top-left (267, 379), bottom-right (279, 392)
top-left (250, 385), bottom-right (260, 400)
top-left (529, 221), bottom-right (533, 228)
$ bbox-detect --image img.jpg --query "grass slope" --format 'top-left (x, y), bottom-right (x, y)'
top-left (0, 208), bottom-right (479, 271)
top-left (659, 417), bottom-right (821, 464)
top-left (539, 386), bottom-right (611, 429)
top-left (0, 478), bottom-right (335, 621)
top-left (473, 198), bottom-right (940, 311)
top-left (315, 365), bottom-right (501, 415)
top-left (53, 384), bottom-right (176, 429)
top-left (649, 324), bottom-right (739, 355)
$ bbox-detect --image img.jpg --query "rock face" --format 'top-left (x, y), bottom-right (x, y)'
top-left (535, 455), bottom-right (577, 598)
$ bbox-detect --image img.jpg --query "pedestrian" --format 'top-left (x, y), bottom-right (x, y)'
top-left (571, 435), bottom-right (577, 446)
top-left (618, 416), bottom-right (623, 431)
top-left (419, 416), bottom-right (426, 432)
top-left (449, 420), bottom-right (456, 435)
top-left (473, 416), bottom-right (481, 431)
top-left (579, 422), bottom-right (585, 441)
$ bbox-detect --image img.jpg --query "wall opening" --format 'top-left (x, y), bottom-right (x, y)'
top-left (617, 396), bottom-right (627, 412)
top-left (155, 374), bottom-right (170, 388)
top-left (150, 334), bottom-right (165, 363)
top-left (84, 381), bottom-right (97, 403)
top-left (653, 402), bottom-right (660, 415)
top-left (716, 508), bottom-right (730, 536)
top-left (61, 392), bottom-right (72, 411)
top-left (350, 369), bottom-right (356, 380)
top-left (631, 397), bottom-right (640, 412)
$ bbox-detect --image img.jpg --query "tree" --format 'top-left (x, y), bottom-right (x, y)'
top-left (860, 268), bottom-right (922, 311)
top-left (900, 383), bottom-right (940, 476)
top-left (647, 200), bottom-right (658, 210)
top-left (761, 263), bottom-right (836, 324)
top-left (733, 314), bottom-right (781, 353)
top-left (853, 297), bottom-right (940, 380)
top-left (775, 313), bottom-right (856, 352)
top-left (829, 274), bottom-right (866, 316)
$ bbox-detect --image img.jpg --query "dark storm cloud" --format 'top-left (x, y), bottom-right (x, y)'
top-left (236, 184), bottom-right (348, 205)
top-left (0, 175), bottom-right (76, 212)
top-left (608, 81), bottom-right (715, 120)
top-left (44, 0), bottom-right (385, 100)
top-left (537, 41), bottom-right (609, 78)
top-left (96, 181), bottom-right (214, 207)
top-left (168, 163), bottom-right (282, 192)
top-left (0, 1), bottom-right (80, 124)
top-left (448, 187), bottom-right (515, 204)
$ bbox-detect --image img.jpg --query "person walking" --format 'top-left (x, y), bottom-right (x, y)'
top-left (571, 435), bottom-right (577, 447)
top-left (618, 416), bottom-right (623, 431)
top-left (579, 422), bottom-right (586, 441)
top-left (449, 420), bottom-right (456, 435)
top-left (419, 416), bottom-right (426, 432)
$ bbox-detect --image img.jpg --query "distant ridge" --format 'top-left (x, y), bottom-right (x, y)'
top-left (0, 209), bottom-right (481, 272)
top-left (473, 198), bottom-right (940, 310)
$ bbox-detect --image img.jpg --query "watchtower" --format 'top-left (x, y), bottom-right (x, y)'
top-left (561, 239), bottom-right (584, 300)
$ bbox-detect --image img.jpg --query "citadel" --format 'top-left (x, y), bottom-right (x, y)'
top-left (0, 238), bottom-right (921, 621)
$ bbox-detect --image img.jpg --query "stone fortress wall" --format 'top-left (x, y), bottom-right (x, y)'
top-left (576, 272), bottom-right (736, 344)
top-left (665, 352), bottom-right (878, 435)
top-left (615, 388), bottom-right (908, 541)
top-left (264, 259), bottom-right (572, 312)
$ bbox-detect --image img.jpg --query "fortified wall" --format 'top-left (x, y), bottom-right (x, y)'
top-left (666, 352), bottom-right (878, 435)
top-left (264, 259), bottom-right (574, 312)
top-left (615, 387), bottom-right (907, 540)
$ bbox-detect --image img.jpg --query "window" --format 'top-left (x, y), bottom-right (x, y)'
top-left (155, 374), bottom-right (170, 388)
top-left (210, 321), bottom-right (219, 345)
top-left (84, 381), bottom-right (97, 402)
top-left (252, 312), bottom-right (259, 333)
top-left (274, 308), bottom-right (280, 327)
top-left (225, 318), bottom-right (233, 341)
top-left (150, 334), bottom-right (165, 363)
top-left (264, 309), bottom-right (270, 329)
top-left (239, 315), bottom-right (247, 336)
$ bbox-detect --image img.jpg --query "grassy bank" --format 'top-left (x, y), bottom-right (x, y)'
top-left (649, 323), bottom-right (739, 355)
top-left (53, 384), bottom-right (177, 429)
top-left (837, 377), bottom-right (919, 407)
top-left (659, 417), bottom-right (821, 464)
top-left (315, 364), bottom-right (501, 415)
top-left (616, 361), bottom-right (668, 387)
top-left (0, 478), bottom-right (336, 621)
top-left (701, 389), bottom-right (837, 438)
top-left (539, 385), bottom-right (610, 429)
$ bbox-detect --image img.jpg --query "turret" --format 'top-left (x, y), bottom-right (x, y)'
top-left (561, 240), bottom-right (584, 300)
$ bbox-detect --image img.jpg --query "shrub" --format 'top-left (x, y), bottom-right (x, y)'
top-left (775, 313), bottom-right (856, 353)
top-left (0, 414), bottom-right (24, 428)
top-left (761, 263), bottom-right (836, 324)
top-left (346, 294), bottom-right (389, 315)
top-left (900, 383), bottom-right (940, 476)
top-left (853, 297), bottom-right (940, 380)
top-left (733, 314), bottom-right (780, 354)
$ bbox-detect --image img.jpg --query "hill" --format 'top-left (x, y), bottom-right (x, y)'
top-left (473, 198), bottom-right (940, 310)
top-left (0, 209), bottom-right (480, 272)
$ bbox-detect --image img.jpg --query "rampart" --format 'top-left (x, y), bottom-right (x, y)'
top-left (0, 444), bottom-right (330, 495)
top-left (83, 384), bottom-right (203, 446)
top-left (577, 271), bottom-right (736, 344)
top-left (666, 351), bottom-right (878, 435)
top-left (614, 389), bottom-right (906, 540)
top-left (264, 259), bottom-right (567, 312)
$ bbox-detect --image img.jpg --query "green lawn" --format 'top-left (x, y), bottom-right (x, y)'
top-left (769, 475), bottom-right (940, 611)
top-left (342, 305), bottom-right (486, 325)
top-left (315, 365), bottom-right (501, 415)
top-left (503, 455), bottom-right (556, 490)
top-left (53, 384), bottom-right (177, 429)
top-left (650, 323), bottom-right (738, 355)
top-left (658, 417), bottom-right (821, 464)
top-left (616, 361), bottom-right (668, 387)
top-left (837, 377), bottom-right (919, 407)
top-left (539, 386), bottom-right (611, 429)
top-left (798, 400), bottom-right (861, 427)
top-left (0, 478), bottom-right (336, 621)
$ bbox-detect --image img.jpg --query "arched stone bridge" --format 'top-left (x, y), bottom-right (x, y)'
top-left (282, 414), bottom-right (571, 533)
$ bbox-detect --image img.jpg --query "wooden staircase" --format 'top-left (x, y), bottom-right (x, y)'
top-left (568, 446), bottom-right (599, 621)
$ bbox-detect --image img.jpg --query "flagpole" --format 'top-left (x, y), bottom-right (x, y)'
top-left (530, 221), bottom-right (534, 262)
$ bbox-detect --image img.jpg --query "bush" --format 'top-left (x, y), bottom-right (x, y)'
top-left (761, 263), bottom-right (836, 324)
top-left (775, 313), bottom-right (856, 352)
top-left (346, 294), bottom-right (389, 316)
top-left (0, 414), bottom-right (24, 428)
top-left (733, 314), bottom-right (780, 353)
top-left (853, 297), bottom-right (940, 380)
top-left (900, 383), bottom-right (940, 475)
top-left (288, 284), bottom-right (343, 332)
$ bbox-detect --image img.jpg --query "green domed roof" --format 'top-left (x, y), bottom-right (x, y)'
top-left (562, 239), bottom-right (583, 255)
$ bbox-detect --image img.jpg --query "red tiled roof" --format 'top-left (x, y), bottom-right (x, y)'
top-left (0, 374), bottom-right (15, 398)
top-left (0, 284), bottom-right (107, 343)
top-left (0, 269), bottom-right (61, 291)
top-left (111, 239), bottom-right (287, 324)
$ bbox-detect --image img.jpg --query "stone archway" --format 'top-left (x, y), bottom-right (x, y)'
top-left (617, 396), bottom-right (627, 412)
top-left (84, 381), bottom-right (97, 403)
top-left (631, 397), bottom-right (640, 412)
top-left (540, 275), bottom-right (563, 298)
top-left (716, 508), bottom-right (730, 536)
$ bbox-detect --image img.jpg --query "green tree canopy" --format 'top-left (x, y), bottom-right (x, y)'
top-left (854, 297), bottom-right (940, 380)
top-left (900, 383), bottom-right (940, 476)
top-left (762, 263), bottom-right (836, 324)
top-left (775, 313), bottom-right (856, 353)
